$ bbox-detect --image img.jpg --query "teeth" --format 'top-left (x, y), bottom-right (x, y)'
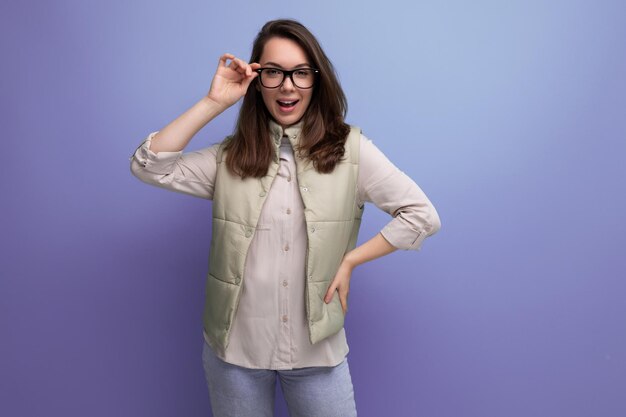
top-left (279, 101), bottom-right (297, 106)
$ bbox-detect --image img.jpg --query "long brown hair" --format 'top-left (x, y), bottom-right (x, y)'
top-left (223, 19), bottom-right (351, 179)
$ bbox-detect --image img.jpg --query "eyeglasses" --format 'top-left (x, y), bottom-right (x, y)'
top-left (255, 67), bottom-right (319, 89)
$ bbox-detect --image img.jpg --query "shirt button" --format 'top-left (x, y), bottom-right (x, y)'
top-left (259, 191), bottom-right (266, 197)
top-left (310, 226), bottom-right (316, 233)
top-left (287, 177), bottom-right (292, 182)
top-left (302, 186), bottom-right (308, 191)
top-left (282, 280), bottom-right (288, 287)
top-left (245, 230), bottom-right (252, 238)
top-left (282, 315), bottom-right (288, 322)
top-left (308, 275), bottom-right (313, 280)
top-left (284, 244), bottom-right (290, 251)
top-left (286, 208), bottom-right (291, 215)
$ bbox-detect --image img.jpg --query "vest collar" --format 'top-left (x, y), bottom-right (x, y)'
top-left (269, 118), bottom-right (303, 147)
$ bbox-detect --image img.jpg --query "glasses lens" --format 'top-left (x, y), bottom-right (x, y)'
top-left (260, 68), bottom-right (284, 88)
top-left (292, 69), bottom-right (315, 88)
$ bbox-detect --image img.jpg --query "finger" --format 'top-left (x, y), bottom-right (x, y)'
top-left (218, 53), bottom-right (235, 68)
top-left (324, 284), bottom-right (336, 303)
top-left (237, 58), bottom-right (251, 76)
top-left (235, 58), bottom-right (254, 76)
top-left (231, 60), bottom-right (247, 75)
top-left (241, 71), bottom-right (259, 90)
top-left (232, 58), bottom-right (249, 75)
top-left (340, 295), bottom-right (348, 313)
top-left (247, 63), bottom-right (261, 76)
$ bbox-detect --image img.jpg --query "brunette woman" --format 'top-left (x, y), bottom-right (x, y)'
top-left (130, 18), bottom-right (441, 417)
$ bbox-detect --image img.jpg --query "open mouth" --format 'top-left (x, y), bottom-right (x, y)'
top-left (277, 99), bottom-right (299, 111)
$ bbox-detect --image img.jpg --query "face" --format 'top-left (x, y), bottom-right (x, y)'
top-left (257, 37), bottom-right (315, 129)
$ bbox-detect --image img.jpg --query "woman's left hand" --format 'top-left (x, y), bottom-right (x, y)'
top-left (324, 258), bottom-right (355, 315)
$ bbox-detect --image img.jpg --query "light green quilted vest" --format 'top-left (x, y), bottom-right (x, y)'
top-left (203, 119), bottom-right (364, 353)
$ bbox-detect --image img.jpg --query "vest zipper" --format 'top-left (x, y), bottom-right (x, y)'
top-left (304, 240), bottom-right (313, 343)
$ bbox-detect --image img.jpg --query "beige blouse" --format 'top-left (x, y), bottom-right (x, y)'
top-left (129, 121), bottom-right (441, 370)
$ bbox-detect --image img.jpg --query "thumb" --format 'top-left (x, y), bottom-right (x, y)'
top-left (241, 72), bottom-right (259, 91)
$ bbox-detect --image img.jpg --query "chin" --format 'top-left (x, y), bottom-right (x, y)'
top-left (274, 113), bottom-right (303, 127)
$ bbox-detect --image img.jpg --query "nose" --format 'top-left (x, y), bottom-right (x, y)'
top-left (280, 74), bottom-right (296, 91)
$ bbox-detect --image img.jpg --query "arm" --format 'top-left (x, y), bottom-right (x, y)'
top-left (148, 97), bottom-right (227, 153)
top-left (147, 53), bottom-right (261, 153)
top-left (343, 232), bottom-right (398, 269)
top-left (323, 232), bottom-right (397, 309)
top-left (129, 53), bottom-right (261, 198)
top-left (129, 135), bottom-right (219, 199)
top-left (325, 133), bottom-right (441, 312)
top-left (355, 132), bottom-right (441, 254)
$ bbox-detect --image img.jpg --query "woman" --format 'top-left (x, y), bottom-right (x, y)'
top-left (130, 18), bottom-right (441, 417)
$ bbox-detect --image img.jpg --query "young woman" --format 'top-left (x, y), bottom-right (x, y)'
top-left (130, 18), bottom-right (441, 417)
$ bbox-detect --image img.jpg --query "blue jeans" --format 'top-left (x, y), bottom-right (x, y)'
top-left (201, 340), bottom-right (358, 417)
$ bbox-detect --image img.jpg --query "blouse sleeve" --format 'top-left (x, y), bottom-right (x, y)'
top-left (129, 131), bottom-right (219, 200)
top-left (357, 133), bottom-right (441, 251)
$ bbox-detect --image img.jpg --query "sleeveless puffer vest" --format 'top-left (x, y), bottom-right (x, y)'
top-left (203, 120), bottom-right (365, 353)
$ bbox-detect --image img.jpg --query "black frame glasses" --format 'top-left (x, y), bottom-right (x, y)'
top-left (255, 67), bottom-right (320, 89)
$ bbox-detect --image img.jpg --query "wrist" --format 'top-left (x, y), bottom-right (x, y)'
top-left (201, 95), bottom-right (229, 115)
top-left (342, 250), bottom-right (359, 270)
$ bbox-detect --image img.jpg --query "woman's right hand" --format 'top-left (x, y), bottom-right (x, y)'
top-left (205, 53), bottom-right (261, 110)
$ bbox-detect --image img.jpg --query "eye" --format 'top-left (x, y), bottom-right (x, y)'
top-left (265, 68), bottom-right (281, 76)
top-left (294, 70), bottom-right (311, 78)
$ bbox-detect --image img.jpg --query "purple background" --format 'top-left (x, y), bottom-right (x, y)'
top-left (2, 1), bottom-right (625, 416)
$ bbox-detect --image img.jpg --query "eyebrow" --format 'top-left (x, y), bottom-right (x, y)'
top-left (263, 61), bottom-right (311, 69)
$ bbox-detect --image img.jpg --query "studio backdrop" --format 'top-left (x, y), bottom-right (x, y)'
top-left (2, 1), bottom-right (625, 416)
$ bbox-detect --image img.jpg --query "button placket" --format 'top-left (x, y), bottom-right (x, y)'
top-left (282, 151), bottom-right (296, 365)
top-left (270, 138), bottom-right (298, 367)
